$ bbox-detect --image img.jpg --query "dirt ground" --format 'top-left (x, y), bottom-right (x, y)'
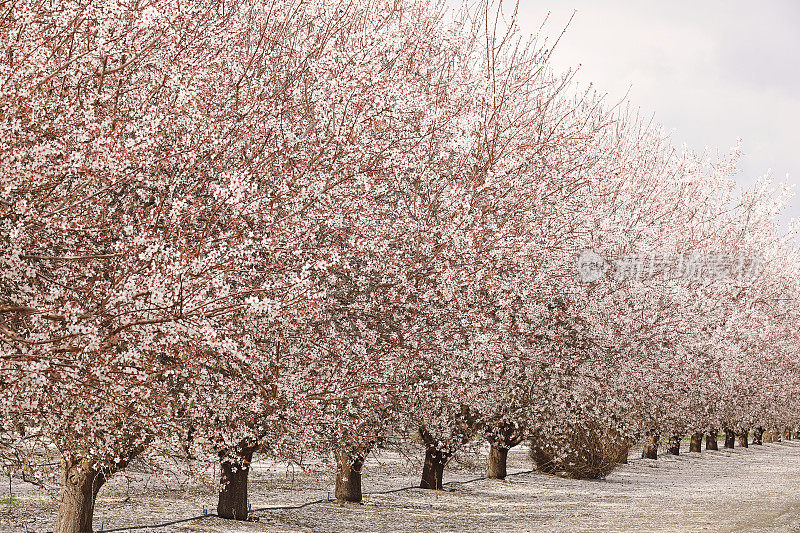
top-left (5, 439), bottom-right (800, 532)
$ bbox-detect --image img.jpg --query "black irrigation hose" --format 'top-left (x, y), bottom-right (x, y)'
top-left (25, 511), bottom-right (218, 533)
top-left (22, 473), bottom-right (499, 533)
top-left (248, 468), bottom-right (539, 514)
top-left (102, 512), bottom-right (218, 532)
top-left (249, 497), bottom-right (326, 514)
top-left (26, 444), bottom-right (799, 532)
top-left (26, 469), bottom-right (540, 532)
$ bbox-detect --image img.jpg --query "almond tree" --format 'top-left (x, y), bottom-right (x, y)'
top-left (0, 0), bottom-right (340, 530)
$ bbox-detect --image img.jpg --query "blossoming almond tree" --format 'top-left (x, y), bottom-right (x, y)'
top-left (172, 0), bottom-right (498, 509)
top-left (0, 0), bottom-right (351, 529)
top-left (3, 0), bottom-right (800, 530)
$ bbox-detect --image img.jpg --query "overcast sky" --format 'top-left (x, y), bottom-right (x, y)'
top-left (512, 0), bottom-right (800, 227)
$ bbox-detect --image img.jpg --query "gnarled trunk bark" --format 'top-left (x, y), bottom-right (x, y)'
top-left (667, 434), bottom-right (681, 456)
top-left (486, 444), bottom-right (509, 480)
top-left (217, 445), bottom-right (256, 520)
top-left (641, 432), bottom-right (659, 460)
top-left (738, 430), bottom-right (749, 448)
top-left (335, 450), bottom-right (365, 503)
top-left (690, 432), bottom-right (703, 453)
top-left (724, 428), bottom-right (736, 449)
top-left (752, 426), bottom-right (764, 445)
top-left (706, 430), bottom-right (718, 451)
top-left (485, 425), bottom-right (525, 480)
top-left (420, 447), bottom-right (450, 490)
top-left (54, 458), bottom-right (106, 533)
top-left (418, 419), bottom-right (477, 490)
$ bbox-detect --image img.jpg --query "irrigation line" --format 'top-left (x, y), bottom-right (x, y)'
top-left (24, 468), bottom-right (539, 532)
top-left (25, 511), bottom-right (219, 533)
top-left (102, 512), bottom-right (218, 532)
top-left (249, 496), bottom-right (325, 514)
top-left (24, 444), bottom-right (798, 532)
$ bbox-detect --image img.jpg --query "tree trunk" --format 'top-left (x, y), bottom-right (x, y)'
top-left (667, 434), bottom-right (681, 456)
top-left (738, 430), bottom-right (749, 448)
top-left (706, 430), bottom-right (718, 451)
top-left (54, 458), bottom-right (106, 533)
top-left (724, 428), bottom-right (736, 449)
top-left (752, 426), bottom-right (764, 445)
top-left (641, 433), bottom-right (659, 459)
top-left (335, 450), bottom-right (364, 503)
top-left (217, 446), bottom-right (255, 520)
top-left (420, 447), bottom-right (450, 490)
top-left (690, 432), bottom-right (703, 453)
top-left (485, 425), bottom-right (524, 480)
top-left (486, 444), bottom-right (509, 480)
top-left (784, 428), bottom-right (792, 441)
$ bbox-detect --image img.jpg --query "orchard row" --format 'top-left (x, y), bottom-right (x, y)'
top-left (2, 1), bottom-right (799, 532)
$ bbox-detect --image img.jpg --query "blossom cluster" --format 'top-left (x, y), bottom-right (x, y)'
top-left (2, 0), bottom-right (799, 528)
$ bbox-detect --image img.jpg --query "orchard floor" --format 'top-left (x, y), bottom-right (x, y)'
top-left (7, 439), bottom-right (800, 533)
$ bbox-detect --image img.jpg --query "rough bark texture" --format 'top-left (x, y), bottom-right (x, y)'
top-left (217, 445), bottom-right (256, 520)
top-left (724, 428), bottom-right (736, 449)
top-left (335, 450), bottom-right (365, 503)
top-left (752, 427), bottom-right (764, 445)
top-left (420, 446), bottom-right (450, 490)
top-left (418, 418), bottom-right (477, 490)
top-left (784, 428), bottom-right (792, 441)
top-left (738, 430), bottom-right (749, 448)
top-left (485, 425), bottom-right (525, 480)
top-left (667, 434), bottom-right (681, 456)
top-left (486, 444), bottom-right (509, 480)
top-left (706, 431), bottom-right (719, 451)
top-left (690, 432), bottom-right (703, 453)
top-left (54, 458), bottom-right (106, 533)
top-left (642, 433), bottom-right (659, 460)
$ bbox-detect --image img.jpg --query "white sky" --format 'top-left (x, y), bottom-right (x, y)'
top-left (510, 0), bottom-right (800, 226)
